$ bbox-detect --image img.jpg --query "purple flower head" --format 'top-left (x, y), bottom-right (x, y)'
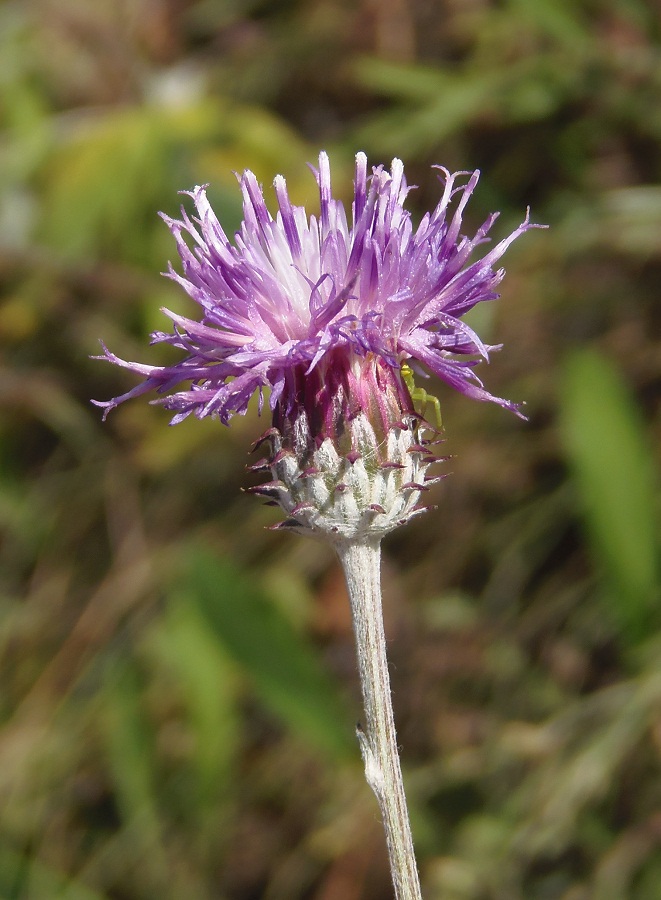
top-left (95, 152), bottom-right (543, 429)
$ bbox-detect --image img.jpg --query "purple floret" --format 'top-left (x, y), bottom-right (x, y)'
top-left (94, 152), bottom-right (544, 424)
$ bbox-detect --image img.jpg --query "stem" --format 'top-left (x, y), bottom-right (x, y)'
top-left (335, 537), bottom-right (422, 900)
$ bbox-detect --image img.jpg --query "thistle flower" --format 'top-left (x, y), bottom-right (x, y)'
top-left (95, 154), bottom-right (543, 899)
top-left (95, 152), bottom-right (541, 540)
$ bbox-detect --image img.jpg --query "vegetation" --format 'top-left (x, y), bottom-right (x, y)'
top-left (1, 0), bottom-right (660, 897)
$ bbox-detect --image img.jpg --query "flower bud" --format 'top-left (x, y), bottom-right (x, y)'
top-left (248, 351), bottom-right (441, 539)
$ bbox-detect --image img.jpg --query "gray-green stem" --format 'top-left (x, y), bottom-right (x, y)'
top-left (335, 537), bottom-right (422, 900)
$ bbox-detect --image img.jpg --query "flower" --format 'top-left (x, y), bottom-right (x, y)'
top-left (95, 152), bottom-right (542, 539)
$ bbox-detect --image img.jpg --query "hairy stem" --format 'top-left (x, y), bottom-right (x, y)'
top-left (335, 537), bottom-right (422, 900)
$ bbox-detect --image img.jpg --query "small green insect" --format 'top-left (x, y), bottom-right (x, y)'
top-left (400, 362), bottom-right (442, 428)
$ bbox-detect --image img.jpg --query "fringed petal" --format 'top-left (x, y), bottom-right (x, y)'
top-left (95, 153), bottom-right (543, 422)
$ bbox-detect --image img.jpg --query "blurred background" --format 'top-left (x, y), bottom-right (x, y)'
top-left (1, 0), bottom-right (661, 898)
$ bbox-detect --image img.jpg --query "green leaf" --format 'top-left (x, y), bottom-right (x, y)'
top-left (151, 596), bottom-right (240, 803)
top-left (38, 107), bottom-right (173, 263)
top-left (352, 62), bottom-right (497, 156)
top-left (102, 663), bottom-right (161, 834)
top-left (508, 0), bottom-right (590, 47)
top-left (561, 349), bottom-right (660, 641)
top-left (176, 547), bottom-right (353, 760)
top-left (0, 842), bottom-right (105, 900)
